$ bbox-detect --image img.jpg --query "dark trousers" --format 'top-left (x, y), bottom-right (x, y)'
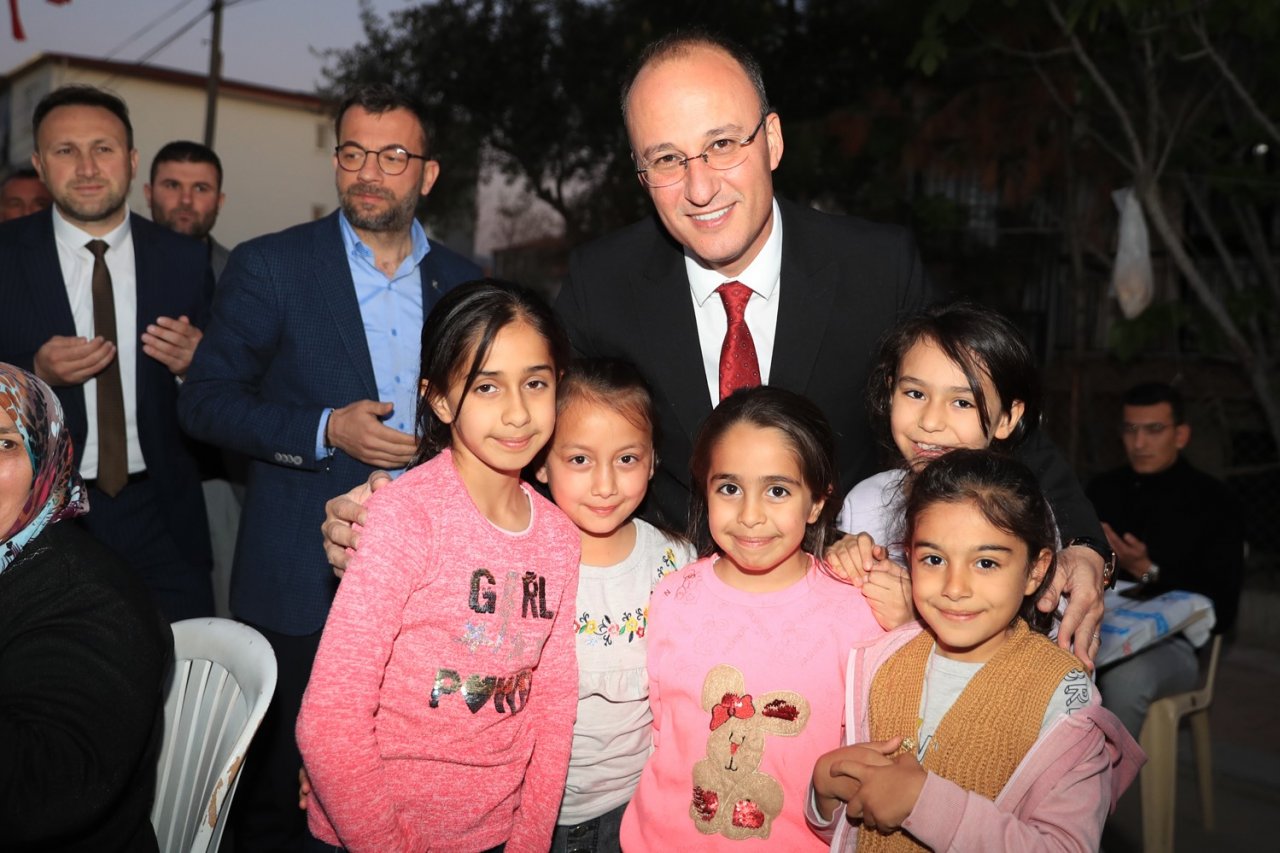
top-left (227, 624), bottom-right (324, 853)
top-left (553, 802), bottom-right (626, 853)
top-left (80, 474), bottom-right (214, 623)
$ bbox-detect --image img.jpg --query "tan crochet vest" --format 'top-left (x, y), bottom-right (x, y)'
top-left (857, 621), bottom-right (1080, 853)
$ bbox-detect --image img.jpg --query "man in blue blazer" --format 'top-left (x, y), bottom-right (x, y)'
top-left (0, 85), bottom-right (214, 622)
top-left (179, 84), bottom-right (480, 852)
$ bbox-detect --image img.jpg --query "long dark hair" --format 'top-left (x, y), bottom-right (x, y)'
top-left (902, 448), bottom-right (1057, 635)
top-left (866, 302), bottom-right (1041, 464)
top-left (411, 279), bottom-right (570, 468)
top-left (687, 386), bottom-right (839, 559)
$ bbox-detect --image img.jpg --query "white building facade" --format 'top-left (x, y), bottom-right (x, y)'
top-left (2, 52), bottom-right (337, 249)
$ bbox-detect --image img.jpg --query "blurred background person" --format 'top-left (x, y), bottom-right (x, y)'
top-left (0, 166), bottom-right (53, 221)
top-left (1088, 381), bottom-right (1245, 737)
top-left (145, 140), bottom-right (230, 280)
top-left (146, 139), bottom-right (242, 618)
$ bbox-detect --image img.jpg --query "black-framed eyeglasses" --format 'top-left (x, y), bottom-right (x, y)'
top-left (334, 143), bottom-right (428, 176)
top-left (634, 114), bottom-right (769, 188)
top-left (1121, 422), bottom-right (1175, 437)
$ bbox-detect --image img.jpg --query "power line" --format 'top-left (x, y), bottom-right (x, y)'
top-left (104, 0), bottom-right (202, 61)
top-left (134, 4), bottom-right (215, 66)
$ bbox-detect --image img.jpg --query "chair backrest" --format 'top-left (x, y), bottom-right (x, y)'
top-left (151, 618), bottom-right (278, 853)
top-left (1195, 634), bottom-right (1223, 707)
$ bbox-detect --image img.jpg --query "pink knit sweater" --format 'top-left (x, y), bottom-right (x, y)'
top-left (296, 450), bottom-right (581, 852)
top-left (620, 555), bottom-right (884, 851)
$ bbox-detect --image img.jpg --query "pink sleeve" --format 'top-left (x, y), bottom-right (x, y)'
top-left (505, 541), bottom-right (579, 852)
top-left (295, 494), bottom-right (428, 852)
top-left (901, 736), bottom-right (1114, 852)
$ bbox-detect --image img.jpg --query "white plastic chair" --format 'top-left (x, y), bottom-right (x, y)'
top-left (1138, 634), bottom-right (1223, 853)
top-left (151, 617), bottom-right (278, 853)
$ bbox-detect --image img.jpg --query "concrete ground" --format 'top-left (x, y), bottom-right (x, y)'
top-left (1101, 642), bottom-right (1280, 851)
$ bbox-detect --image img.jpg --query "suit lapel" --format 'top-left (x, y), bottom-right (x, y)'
top-left (131, 214), bottom-right (161, 418)
top-left (314, 214), bottom-right (378, 399)
top-left (770, 200), bottom-right (837, 394)
top-left (634, 229), bottom-right (714, 442)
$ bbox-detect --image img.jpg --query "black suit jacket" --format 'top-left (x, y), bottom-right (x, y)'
top-left (558, 197), bottom-right (1104, 543)
top-left (0, 208), bottom-right (214, 566)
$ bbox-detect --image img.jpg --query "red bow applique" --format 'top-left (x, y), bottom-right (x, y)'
top-left (710, 692), bottom-right (756, 730)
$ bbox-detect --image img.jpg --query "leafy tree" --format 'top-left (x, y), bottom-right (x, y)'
top-left (913, 0), bottom-right (1280, 455)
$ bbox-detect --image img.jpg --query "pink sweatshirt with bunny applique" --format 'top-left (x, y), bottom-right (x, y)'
top-left (620, 554), bottom-right (884, 851)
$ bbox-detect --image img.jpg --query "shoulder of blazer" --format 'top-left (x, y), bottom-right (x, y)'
top-left (422, 238), bottom-right (482, 284)
top-left (776, 195), bottom-right (913, 251)
top-left (570, 213), bottom-right (675, 267)
top-left (0, 206), bottom-right (55, 251)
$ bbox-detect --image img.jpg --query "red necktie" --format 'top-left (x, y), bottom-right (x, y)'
top-left (717, 281), bottom-right (761, 403)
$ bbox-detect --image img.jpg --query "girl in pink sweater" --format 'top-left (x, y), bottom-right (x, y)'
top-left (619, 387), bottom-right (888, 851)
top-left (808, 450), bottom-right (1143, 852)
top-left (296, 280), bottom-right (582, 852)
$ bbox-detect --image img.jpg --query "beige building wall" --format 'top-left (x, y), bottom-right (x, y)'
top-left (5, 57), bottom-right (335, 248)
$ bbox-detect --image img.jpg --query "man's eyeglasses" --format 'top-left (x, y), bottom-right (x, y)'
top-left (1121, 422), bottom-right (1175, 437)
top-left (634, 115), bottom-right (769, 188)
top-left (335, 143), bottom-right (428, 176)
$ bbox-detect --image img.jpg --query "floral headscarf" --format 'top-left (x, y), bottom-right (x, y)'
top-left (0, 363), bottom-right (88, 573)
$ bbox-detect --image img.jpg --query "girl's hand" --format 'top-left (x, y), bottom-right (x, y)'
top-left (297, 766), bottom-right (312, 811)
top-left (861, 560), bottom-right (914, 630)
top-left (837, 741), bottom-right (927, 832)
top-left (825, 532), bottom-right (882, 585)
top-left (811, 740), bottom-right (897, 820)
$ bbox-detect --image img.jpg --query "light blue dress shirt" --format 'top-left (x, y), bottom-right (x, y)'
top-left (315, 212), bottom-right (431, 475)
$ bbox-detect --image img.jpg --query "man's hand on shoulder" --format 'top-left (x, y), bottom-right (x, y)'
top-left (322, 470), bottom-right (391, 578)
top-left (1038, 545), bottom-right (1105, 671)
top-left (326, 400), bottom-right (417, 469)
top-left (33, 335), bottom-right (116, 386)
top-left (142, 315), bottom-right (202, 377)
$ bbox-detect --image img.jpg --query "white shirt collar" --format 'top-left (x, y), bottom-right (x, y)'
top-left (686, 198), bottom-right (783, 305)
top-left (52, 204), bottom-right (133, 254)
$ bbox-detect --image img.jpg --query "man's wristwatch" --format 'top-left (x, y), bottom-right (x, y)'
top-left (1140, 563), bottom-right (1160, 585)
top-left (1067, 536), bottom-right (1117, 591)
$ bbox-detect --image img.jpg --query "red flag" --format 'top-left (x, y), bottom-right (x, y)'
top-left (10, 0), bottom-right (73, 41)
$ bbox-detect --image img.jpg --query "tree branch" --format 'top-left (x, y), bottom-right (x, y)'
top-left (1190, 14), bottom-right (1280, 145)
top-left (1044, 0), bottom-right (1148, 173)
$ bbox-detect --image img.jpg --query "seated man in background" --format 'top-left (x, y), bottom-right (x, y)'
top-left (1087, 381), bottom-right (1245, 737)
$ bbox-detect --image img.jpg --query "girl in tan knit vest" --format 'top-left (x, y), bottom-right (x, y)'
top-left (808, 450), bottom-right (1143, 852)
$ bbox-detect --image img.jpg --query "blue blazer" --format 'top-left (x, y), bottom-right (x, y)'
top-left (0, 208), bottom-right (214, 566)
top-left (178, 211), bottom-right (481, 635)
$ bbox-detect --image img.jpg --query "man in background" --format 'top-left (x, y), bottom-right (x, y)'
top-left (1, 166), bottom-right (53, 220)
top-left (145, 140), bottom-right (230, 279)
top-left (147, 139), bottom-right (241, 619)
top-left (1088, 381), bottom-right (1245, 737)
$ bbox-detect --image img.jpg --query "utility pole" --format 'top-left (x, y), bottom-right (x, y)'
top-left (203, 0), bottom-right (224, 147)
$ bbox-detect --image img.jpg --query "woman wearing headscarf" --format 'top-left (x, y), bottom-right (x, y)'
top-left (0, 363), bottom-right (173, 852)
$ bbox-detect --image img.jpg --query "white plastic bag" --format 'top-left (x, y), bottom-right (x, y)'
top-left (1111, 187), bottom-right (1154, 319)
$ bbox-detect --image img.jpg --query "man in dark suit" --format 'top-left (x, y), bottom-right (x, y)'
top-left (322, 33), bottom-right (1111, 663)
top-left (558, 31), bottom-right (1113, 659)
top-left (179, 83), bottom-right (481, 852)
top-left (0, 85), bottom-right (213, 622)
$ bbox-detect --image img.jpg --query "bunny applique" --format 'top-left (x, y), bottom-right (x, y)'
top-left (689, 664), bottom-right (811, 841)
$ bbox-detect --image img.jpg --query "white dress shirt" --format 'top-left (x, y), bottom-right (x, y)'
top-left (685, 198), bottom-right (784, 405)
top-left (52, 206), bottom-right (146, 478)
